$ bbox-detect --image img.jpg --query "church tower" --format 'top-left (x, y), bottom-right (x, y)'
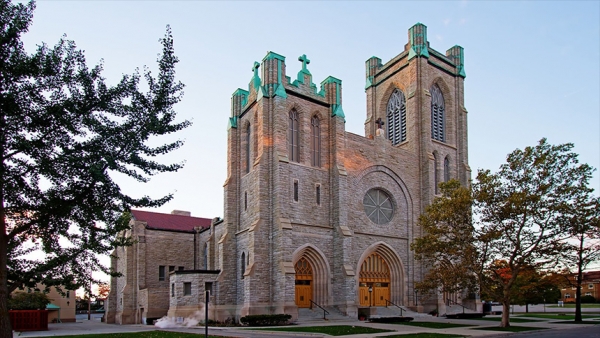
top-left (208, 23), bottom-right (470, 321)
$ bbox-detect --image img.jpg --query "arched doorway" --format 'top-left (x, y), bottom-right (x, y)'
top-left (295, 257), bottom-right (313, 308)
top-left (359, 253), bottom-right (391, 307)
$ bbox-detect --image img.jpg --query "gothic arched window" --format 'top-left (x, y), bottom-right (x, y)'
top-left (444, 156), bottom-right (450, 182)
top-left (245, 124), bottom-right (251, 173)
top-left (288, 110), bottom-right (299, 162)
top-left (241, 252), bottom-right (246, 279)
top-left (430, 84), bottom-right (445, 142)
top-left (433, 152), bottom-right (439, 194)
top-left (311, 116), bottom-right (321, 167)
top-left (386, 89), bottom-right (407, 145)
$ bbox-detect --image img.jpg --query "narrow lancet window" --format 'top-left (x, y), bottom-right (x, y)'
top-left (245, 124), bottom-right (251, 173)
top-left (386, 89), bottom-right (407, 145)
top-left (311, 116), bottom-right (321, 167)
top-left (288, 110), bottom-right (299, 162)
top-left (430, 84), bottom-right (445, 142)
top-left (433, 152), bottom-right (439, 194)
top-left (444, 156), bottom-right (450, 182)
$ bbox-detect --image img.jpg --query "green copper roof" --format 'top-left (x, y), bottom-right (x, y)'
top-left (263, 51), bottom-right (285, 62)
top-left (408, 23), bottom-right (429, 60)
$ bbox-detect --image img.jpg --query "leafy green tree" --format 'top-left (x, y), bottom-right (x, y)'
top-left (0, 1), bottom-right (189, 336)
top-left (559, 193), bottom-right (599, 322)
top-left (8, 291), bottom-right (51, 310)
top-left (473, 138), bottom-right (594, 327)
top-left (411, 180), bottom-right (478, 301)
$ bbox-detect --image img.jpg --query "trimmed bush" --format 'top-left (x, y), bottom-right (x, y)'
top-left (8, 292), bottom-right (51, 310)
top-left (580, 295), bottom-right (596, 303)
top-left (240, 314), bottom-right (292, 326)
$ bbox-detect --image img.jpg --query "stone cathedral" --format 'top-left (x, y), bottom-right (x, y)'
top-left (132, 23), bottom-right (472, 323)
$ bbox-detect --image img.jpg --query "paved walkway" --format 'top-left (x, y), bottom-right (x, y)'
top-left (13, 309), bottom-right (600, 338)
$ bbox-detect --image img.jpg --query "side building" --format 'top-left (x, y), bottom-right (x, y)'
top-left (106, 210), bottom-right (212, 324)
top-left (560, 270), bottom-right (600, 303)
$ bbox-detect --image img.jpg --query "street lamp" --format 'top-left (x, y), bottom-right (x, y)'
top-left (368, 286), bottom-right (373, 307)
top-left (415, 290), bottom-right (418, 306)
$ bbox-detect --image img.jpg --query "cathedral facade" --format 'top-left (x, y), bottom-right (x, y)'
top-left (110, 23), bottom-right (472, 323)
top-left (188, 23), bottom-right (471, 321)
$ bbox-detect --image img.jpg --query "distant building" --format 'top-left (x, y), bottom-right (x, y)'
top-left (11, 285), bottom-right (76, 323)
top-left (105, 210), bottom-right (212, 324)
top-left (560, 270), bottom-right (600, 302)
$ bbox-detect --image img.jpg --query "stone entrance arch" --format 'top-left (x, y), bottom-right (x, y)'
top-left (292, 245), bottom-right (330, 307)
top-left (357, 242), bottom-right (405, 306)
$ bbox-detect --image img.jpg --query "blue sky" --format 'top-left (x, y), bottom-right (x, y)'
top-left (21, 0), bottom-right (600, 220)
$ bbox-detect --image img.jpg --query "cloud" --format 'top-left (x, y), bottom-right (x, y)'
top-left (443, 19), bottom-right (451, 26)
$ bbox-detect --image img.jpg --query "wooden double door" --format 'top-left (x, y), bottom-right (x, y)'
top-left (359, 282), bottom-right (390, 306)
top-left (359, 253), bottom-right (391, 307)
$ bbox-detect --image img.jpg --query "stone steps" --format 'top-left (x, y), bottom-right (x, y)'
top-left (296, 307), bottom-right (350, 322)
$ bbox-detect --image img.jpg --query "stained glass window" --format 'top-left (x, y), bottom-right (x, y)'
top-left (363, 189), bottom-right (394, 224)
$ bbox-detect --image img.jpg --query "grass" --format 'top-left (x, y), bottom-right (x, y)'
top-left (383, 334), bottom-right (467, 338)
top-left (49, 332), bottom-right (229, 338)
top-left (253, 325), bottom-right (394, 336)
top-left (390, 321), bottom-right (472, 329)
top-left (466, 317), bottom-right (542, 323)
top-left (548, 303), bottom-right (600, 308)
top-left (516, 313), bottom-right (600, 320)
top-left (473, 326), bottom-right (548, 332)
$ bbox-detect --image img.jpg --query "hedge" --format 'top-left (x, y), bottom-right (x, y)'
top-left (239, 314), bottom-right (292, 326)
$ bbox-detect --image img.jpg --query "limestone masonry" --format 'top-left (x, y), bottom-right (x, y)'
top-left (107, 23), bottom-right (474, 324)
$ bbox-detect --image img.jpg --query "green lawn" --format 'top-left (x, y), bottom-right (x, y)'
top-left (552, 320), bottom-right (600, 324)
top-left (517, 313), bottom-right (600, 320)
top-left (473, 326), bottom-right (548, 332)
top-left (391, 321), bottom-right (472, 329)
top-left (253, 325), bottom-right (394, 336)
top-left (548, 304), bottom-right (600, 308)
top-left (466, 317), bottom-right (542, 323)
top-left (383, 334), bottom-right (466, 338)
top-left (49, 332), bottom-right (228, 338)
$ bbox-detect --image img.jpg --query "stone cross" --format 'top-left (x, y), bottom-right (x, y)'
top-left (298, 54), bottom-right (310, 72)
top-left (376, 118), bottom-right (385, 129)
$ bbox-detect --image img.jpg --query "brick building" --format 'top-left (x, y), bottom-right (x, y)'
top-left (105, 209), bottom-right (212, 324)
top-left (561, 270), bottom-right (600, 302)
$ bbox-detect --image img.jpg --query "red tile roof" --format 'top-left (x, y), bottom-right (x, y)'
top-left (131, 210), bottom-right (212, 233)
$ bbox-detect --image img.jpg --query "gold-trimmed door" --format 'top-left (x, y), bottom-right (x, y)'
top-left (359, 253), bottom-right (391, 306)
top-left (295, 258), bottom-right (313, 308)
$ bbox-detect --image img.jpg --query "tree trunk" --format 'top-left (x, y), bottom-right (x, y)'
top-left (575, 264), bottom-right (583, 322)
top-left (525, 303), bottom-right (529, 313)
top-left (0, 203), bottom-right (12, 338)
top-left (501, 300), bottom-right (511, 327)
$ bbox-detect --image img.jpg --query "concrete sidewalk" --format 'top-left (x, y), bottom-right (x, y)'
top-left (13, 313), bottom-right (600, 338)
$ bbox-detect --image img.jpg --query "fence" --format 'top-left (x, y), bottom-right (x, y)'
top-left (9, 310), bottom-right (49, 331)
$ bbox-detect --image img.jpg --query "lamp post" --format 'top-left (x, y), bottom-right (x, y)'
top-left (368, 286), bottom-right (373, 307)
top-left (415, 290), bottom-right (418, 307)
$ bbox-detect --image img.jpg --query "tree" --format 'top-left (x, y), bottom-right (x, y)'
top-left (0, 1), bottom-right (189, 336)
top-left (482, 262), bottom-right (561, 313)
top-left (559, 192), bottom-right (599, 322)
top-left (97, 282), bottom-right (110, 299)
top-left (411, 180), bottom-right (479, 302)
top-left (473, 138), bottom-right (594, 327)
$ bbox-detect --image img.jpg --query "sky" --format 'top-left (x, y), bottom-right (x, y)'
top-left (20, 1), bottom-right (600, 240)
